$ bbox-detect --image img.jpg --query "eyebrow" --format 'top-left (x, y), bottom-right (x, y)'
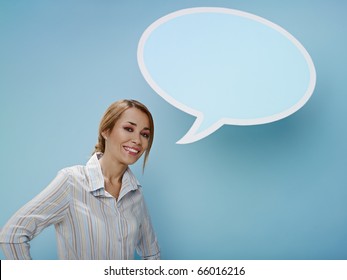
top-left (127, 121), bottom-right (151, 131)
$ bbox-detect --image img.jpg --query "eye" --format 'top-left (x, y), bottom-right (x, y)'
top-left (141, 133), bottom-right (150, 139)
top-left (123, 127), bottom-right (133, 132)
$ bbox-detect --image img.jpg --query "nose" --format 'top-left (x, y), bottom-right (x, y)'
top-left (132, 134), bottom-right (142, 145)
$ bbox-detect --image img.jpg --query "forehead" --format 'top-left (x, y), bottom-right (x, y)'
top-left (117, 107), bottom-right (150, 129)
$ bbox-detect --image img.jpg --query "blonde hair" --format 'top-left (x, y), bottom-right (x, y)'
top-left (93, 99), bottom-right (154, 170)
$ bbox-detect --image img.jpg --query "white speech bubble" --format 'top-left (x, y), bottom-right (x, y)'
top-left (137, 7), bottom-right (316, 144)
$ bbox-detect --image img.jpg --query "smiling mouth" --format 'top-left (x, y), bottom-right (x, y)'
top-left (123, 146), bottom-right (140, 155)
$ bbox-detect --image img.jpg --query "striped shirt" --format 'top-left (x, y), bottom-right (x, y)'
top-left (0, 153), bottom-right (160, 260)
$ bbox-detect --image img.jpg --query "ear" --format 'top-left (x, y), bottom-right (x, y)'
top-left (102, 129), bottom-right (110, 140)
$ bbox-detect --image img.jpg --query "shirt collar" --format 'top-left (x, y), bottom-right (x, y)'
top-left (86, 152), bottom-right (140, 197)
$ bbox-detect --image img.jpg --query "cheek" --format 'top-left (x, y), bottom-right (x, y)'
top-left (110, 129), bottom-right (127, 142)
top-left (143, 139), bottom-right (150, 150)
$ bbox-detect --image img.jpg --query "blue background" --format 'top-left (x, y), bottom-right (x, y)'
top-left (0, 0), bottom-right (346, 260)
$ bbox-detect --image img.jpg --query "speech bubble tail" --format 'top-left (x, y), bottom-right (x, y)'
top-left (176, 115), bottom-right (223, 144)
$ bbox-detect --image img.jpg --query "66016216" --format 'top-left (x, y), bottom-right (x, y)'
top-left (197, 266), bottom-right (246, 276)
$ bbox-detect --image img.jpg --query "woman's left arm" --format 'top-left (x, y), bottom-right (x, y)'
top-left (136, 196), bottom-right (160, 260)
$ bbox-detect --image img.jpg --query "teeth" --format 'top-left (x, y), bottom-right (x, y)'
top-left (125, 147), bottom-right (139, 153)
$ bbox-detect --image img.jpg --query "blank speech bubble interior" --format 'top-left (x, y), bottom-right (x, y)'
top-left (138, 7), bottom-right (316, 144)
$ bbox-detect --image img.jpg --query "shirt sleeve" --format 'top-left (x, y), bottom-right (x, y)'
top-left (0, 170), bottom-right (71, 259)
top-left (136, 195), bottom-right (160, 260)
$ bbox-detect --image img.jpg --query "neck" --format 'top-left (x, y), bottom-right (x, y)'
top-left (98, 152), bottom-right (127, 184)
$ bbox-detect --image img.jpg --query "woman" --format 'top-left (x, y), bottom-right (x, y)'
top-left (0, 99), bottom-right (160, 260)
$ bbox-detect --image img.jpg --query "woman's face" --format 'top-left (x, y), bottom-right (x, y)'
top-left (103, 107), bottom-right (151, 166)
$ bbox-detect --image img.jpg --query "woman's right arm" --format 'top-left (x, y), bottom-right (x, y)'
top-left (0, 170), bottom-right (71, 259)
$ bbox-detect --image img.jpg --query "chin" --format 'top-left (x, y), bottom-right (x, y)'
top-left (123, 156), bottom-right (141, 166)
top-left (126, 160), bottom-right (138, 166)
